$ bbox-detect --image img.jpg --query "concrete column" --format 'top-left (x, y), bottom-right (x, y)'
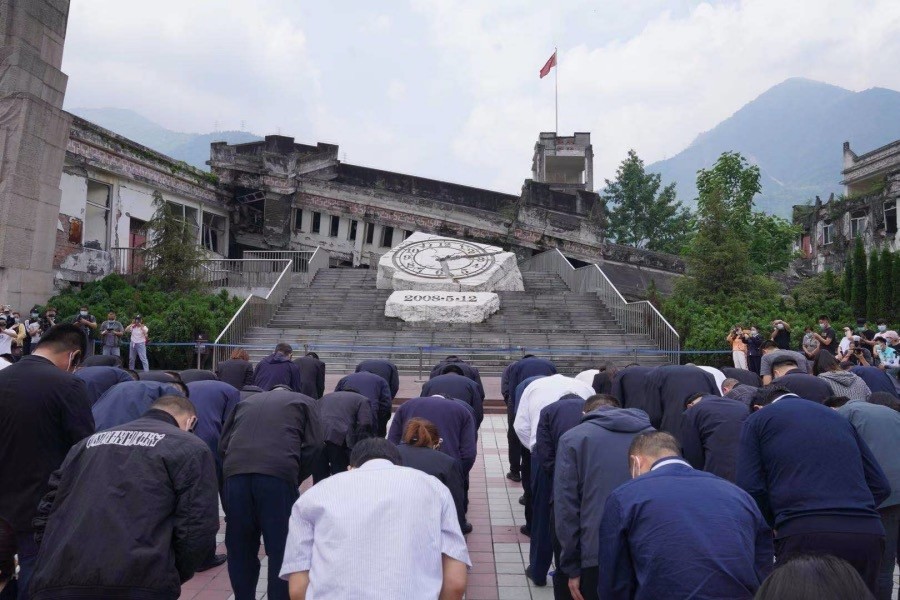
top-left (0, 0), bottom-right (72, 309)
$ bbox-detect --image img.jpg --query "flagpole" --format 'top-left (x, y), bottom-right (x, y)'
top-left (554, 46), bottom-right (558, 133)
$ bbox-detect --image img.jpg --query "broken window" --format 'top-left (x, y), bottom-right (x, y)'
top-left (885, 201), bottom-right (897, 235)
top-left (381, 226), bottom-right (394, 247)
top-left (348, 220), bottom-right (358, 241)
top-left (84, 181), bottom-right (111, 250)
top-left (166, 201), bottom-right (201, 242)
top-left (312, 212), bottom-right (321, 234)
top-left (822, 221), bottom-right (834, 245)
top-left (202, 212), bottom-right (226, 254)
top-left (294, 209), bottom-right (303, 231)
top-left (403, 230), bottom-right (412, 240)
top-left (850, 214), bottom-right (866, 239)
top-left (329, 215), bottom-right (340, 237)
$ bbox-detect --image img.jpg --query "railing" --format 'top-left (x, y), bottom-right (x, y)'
top-left (243, 249), bottom-right (331, 284)
top-left (111, 246), bottom-right (153, 275)
top-left (519, 248), bottom-right (680, 364)
top-left (200, 259), bottom-right (292, 290)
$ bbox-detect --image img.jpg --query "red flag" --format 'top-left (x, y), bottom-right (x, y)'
top-left (539, 51), bottom-right (557, 78)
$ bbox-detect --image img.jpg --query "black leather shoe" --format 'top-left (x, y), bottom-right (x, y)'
top-left (196, 553), bottom-right (226, 572)
top-left (506, 471), bottom-right (522, 482)
top-left (461, 521), bottom-right (473, 535)
top-left (525, 565), bottom-right (547, 586)
top-left (518, 495), bottom-right (526, 506)
top-left (519, 525), bottom-right (531, 537)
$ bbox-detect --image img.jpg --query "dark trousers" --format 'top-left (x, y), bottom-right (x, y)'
top-left (0, 531), bottom-right (38, 600)
top-left (507, 403), bottom-right (522, 476)
top-left (529, 456), bottom-right (553, 584)
top-left (521, 448), bottom-right (532, 530)
top-left (313, 442), bottom-right (350, 483)
top-left (748, 355), bottom-right (761, 375)
top-left (775, 531), bottom-right (884, 596)
top-left (378, 411), bottom-right (390, 438)
top-left (877, 505), bottom-right (900, 600)
top-left (225, 474), bottom-right (298, 600)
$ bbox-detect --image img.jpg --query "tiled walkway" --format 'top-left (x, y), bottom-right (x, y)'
top-left (179, 415), bottom-right (549, 600)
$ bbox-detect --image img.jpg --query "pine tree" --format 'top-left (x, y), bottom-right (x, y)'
top-left (893, 253), bottom-right (900, 322)
top-left (867, 250), bottom-right (880, 321)
top-left (144, 191), bottom-right (204, 292)
top-left (879, 247), bottom-right (893, 319)
top-left (851, 238), bottom-right (867, 317)
top-left (842, 251), bottom-right (853, 304)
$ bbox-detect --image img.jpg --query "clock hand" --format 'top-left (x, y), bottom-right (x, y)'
top-left (441, 260), bottom-right (453, 279)
top-left (437, 250), bottom-right (505, 262)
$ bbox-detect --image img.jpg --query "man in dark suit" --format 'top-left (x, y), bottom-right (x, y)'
top-left (641, 365), bottom-right (719, 441)
top-left (314, 391), bottom-right (373, 480)
top-left (430, 355), bottom-right (484, 398)
top-left (771, 356), bottom-right (831, 403)
top-left (680, 394), bottom-right (749, 482)
top-left (355, 359), bottom-right (399, 398)
top-left (503, 356), bottom-right (557, 483)
top-left (721, 366), bottom-right (761, 387)
top-left (294, 352), bottom-right (326, 399)
top-left (0, 324), bottom-right (94, 597)
top-left (421, 365), bottom-right (485, 427)
top-left (335, 371), bottom-right (392, 437)
top-left (610, 365), bottom-right (654, 409)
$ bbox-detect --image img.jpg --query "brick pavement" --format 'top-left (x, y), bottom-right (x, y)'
top-left (178, 414), bottom-right (899, 599)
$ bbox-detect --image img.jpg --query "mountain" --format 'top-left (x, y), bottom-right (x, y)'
top-left (646, 78), bottom-right (900, 217)
top-left (69, 107), bottom-right (263, 170)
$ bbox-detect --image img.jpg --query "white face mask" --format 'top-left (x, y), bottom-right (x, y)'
top-left (878, 325), bottom-right (887, 332)
top-left (750, 329), bottom-right (758, 335)
top-left (80, 311), bottom-right (88, 317)
top-left (776, 323), bottom-right (784, 330)
top-left (819, 323), bottom-right (827, 330)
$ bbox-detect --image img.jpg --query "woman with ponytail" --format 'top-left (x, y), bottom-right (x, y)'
top-left (398, 418), bottom-right (471, 534)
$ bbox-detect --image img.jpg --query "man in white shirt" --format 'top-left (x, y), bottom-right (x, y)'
top-left (280, 438), bottom-right (470, 600)
top-left (514, 374), bottom-right (595, 451)
top-left (125, 314), bottom-right (150, 372)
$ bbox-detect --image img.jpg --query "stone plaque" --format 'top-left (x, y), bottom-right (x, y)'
top-left (384, 291), bottom-right (500, 323)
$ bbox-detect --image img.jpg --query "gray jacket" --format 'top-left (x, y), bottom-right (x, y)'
top-left (818, 370), bottom-right (871, 401)
top-left (553, 407), bottom-right (654, 576)
top-left (838, 399), bottom-right (900, 508)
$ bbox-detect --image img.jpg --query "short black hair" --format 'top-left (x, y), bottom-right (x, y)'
top-left (770, 355), bottom-right (798, 369)
top-left (305, 352), bottom-right (320, 360)
top-left (683, 392), bottom-right (705, 409)
top-left (35, 324), bottom-right (87, 359)
top-left (752, 384), bottom-right (793, 408)
top-left (522, 354), bottom-right (536, 359)
top-left (443, 364), bottom-right (465, 376)
top-left (149, 394), bottom-right (196, 417)
top-left (814, 351), bottom-right (841, 375)
top-left (760, 340), bottom-right (778, 351)
top-left (163, 372), bottom-right (189, 398)
top-left (876, 319), bottom-right (887, 325)
top-left (823, 395), bottom-right (851, 409)
top-left (349, 438), bottom-right (402, 467)
top-left (753, 554), bottom-right (874, 600)
top-left (628, 431), bottom-right (680, 460)
top-left (275, 343), bottom-right (293, 355)
top-left (818, 315), bottom-right (830, 322)
top-left (584, 394), bottom-right (619, 412)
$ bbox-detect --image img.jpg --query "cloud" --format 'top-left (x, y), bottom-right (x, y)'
top-left (386, 80), bottom-right (407, 102)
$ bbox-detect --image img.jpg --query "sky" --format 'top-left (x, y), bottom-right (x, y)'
top-left (62, 0), bottom-right (900, 195)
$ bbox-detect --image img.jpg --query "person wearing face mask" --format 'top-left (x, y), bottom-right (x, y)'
top-left (72, 305), bottom-right (98, 357)
top-left (812, 315), bottom-right (839, 355)
top-left (770, 319), bottom-right (791, 350)
top-left (742, 325), bottom-right (763, 375)
top-left (0, 324), bottom-right (93, 598)
top-left (0, 315), bottom-right (17, 360)
top-left (28, 395), bottom-right (219, 600)
top-left (24, 307), bottom-right (43, 355)
top-left (125, 314), bottom-right (150, 372)
top-left (597, 432), bottom-right (773, 600)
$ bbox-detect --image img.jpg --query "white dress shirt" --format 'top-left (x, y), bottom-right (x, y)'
top-left (279, 458), bottom-right (471, 599)
top-left (514, 374), bottom-right (595, 450)
top-left (575, 369), bottom-right (599, 386)
top-left (696, 365), bottom-right (726, 394)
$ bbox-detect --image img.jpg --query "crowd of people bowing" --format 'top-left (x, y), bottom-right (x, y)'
top-left (0, 324), bottom-right (898, 599)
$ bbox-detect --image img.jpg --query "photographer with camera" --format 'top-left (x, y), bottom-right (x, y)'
top-left (726, 325), bottom-right (748, 370)
top-left (99, 311), bottom-right (125, 358)
top-left (72, 305), bottom-right (98, 357)
top-left (125, 314), bottom-right (150, 372)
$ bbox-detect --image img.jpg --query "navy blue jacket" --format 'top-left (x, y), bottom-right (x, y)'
top-left (335, 371), bottom-right (392, 425)
top-left (642, 365), bottom-right (718, 440)
top-left (534, 395), bottom-right (585, 476)
top-left (506, 357), bottom-right (557, 406)
top-left (681, 395), bottom-right (749, 482)
top-left (387, 396), bottom-right (476, 473)
top-left (421, 373), bottom-right (484, 426)
top-left (772, 369), bottom-right (831, 403)
top-left (75, 366), bottom-right (134, 406)
top-left (92, 381), bottom-right (184, 431)
top-left (599, 460), bottom-right (773, 600)
top-left (429, 357), bottom-right (484, 398)
top-left (736, 397), bottom-right (890, 537)
top-left (356, 359), bottom-right (399, 397)
top-left (851, 366), bottom-right (899, 398)
top-left (500, 362), bottom-right (514, 403)
top-left (253, 353), bottom-right (302, 392)
top-left (186, 380), bottom-right (240, 463)
top-left (611, 366), bottom-right (654, 410)
top-left (721, 367), bottom-right (761, 387)
top-left (554, 407), bottom-right (653, 576)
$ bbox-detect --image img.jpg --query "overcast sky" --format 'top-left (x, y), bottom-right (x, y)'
top-left (62, 0), bottom-right (900, 194)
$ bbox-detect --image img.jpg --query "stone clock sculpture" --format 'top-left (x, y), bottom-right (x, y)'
top-left (377, 232), bottom-right (524, 323)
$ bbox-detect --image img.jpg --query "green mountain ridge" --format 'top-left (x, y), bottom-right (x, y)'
top-left (646, 78), bottom-right (900, 217)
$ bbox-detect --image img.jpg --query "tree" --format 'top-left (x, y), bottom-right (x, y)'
top-left (867, 250), bottom-right (880, 321)
top-left (144, 190), bottom-right (204, 292)
top-left (851, 238), bottom-right (867, 317)
top-left (602, 150), bottom-right (693, 254)
top-left (842, 251), bottom-right (853, 304)
top-left (746, 212), bottom-right (800, 275)
top-left (879, 247), bottom-right (893, 319)
top-left (687, 152), bottom-right (761, 293)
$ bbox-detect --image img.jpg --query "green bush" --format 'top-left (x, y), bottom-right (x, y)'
top-left (45, 274), bottom-right (243, 369)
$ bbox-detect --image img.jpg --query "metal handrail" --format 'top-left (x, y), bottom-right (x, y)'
top-left (519, 248), bottom-right (680, 364)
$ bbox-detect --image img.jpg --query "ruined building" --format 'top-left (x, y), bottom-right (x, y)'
top-left (794, 140), bottom-right (900, 273)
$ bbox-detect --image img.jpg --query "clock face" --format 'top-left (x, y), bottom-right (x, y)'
top-left (392, 239), bottom-right (496, 279)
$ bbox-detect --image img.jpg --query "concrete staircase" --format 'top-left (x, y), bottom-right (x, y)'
top-left (240, 268), bottom-right (668, 376)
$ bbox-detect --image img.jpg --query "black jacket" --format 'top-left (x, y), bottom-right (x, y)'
top-left (642, 365), bottom-right (719, 440)
top-left (29, 410), bottom-right (219, 599)
top-left (294, 356), bottom-right (326, 399)
top-left (397, 444), bottom-right (466, 528)
top-left (0, 355), bottom-right (94, 532)
top-left (220, 390), bottom-right (324, 487)
top-left (429, 357), bottom-right (484, 397)
top-left (773, 369), bottom-right (832, 403)
top-left (179, 369), bottom-right (218, 384)
top-left (721, 367), bottom-right (761, 387)
top-left (591, 371), bottom-right (613, 395)
top-left (421, 373), bottom-right (485, 426)
top-left (318, 391), bottom-right (373, 447)
top-left (681, 395), bottom-right (750, 482)
top-left (356, 359), bottom-right (399, 397)
top-left (216, 358), bottom-right (254, 390)
top-left (611, 366), bottom-right (655, 409)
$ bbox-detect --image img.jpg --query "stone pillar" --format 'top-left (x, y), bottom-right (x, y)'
top-left (0, 0), bottom-right (72, 310)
